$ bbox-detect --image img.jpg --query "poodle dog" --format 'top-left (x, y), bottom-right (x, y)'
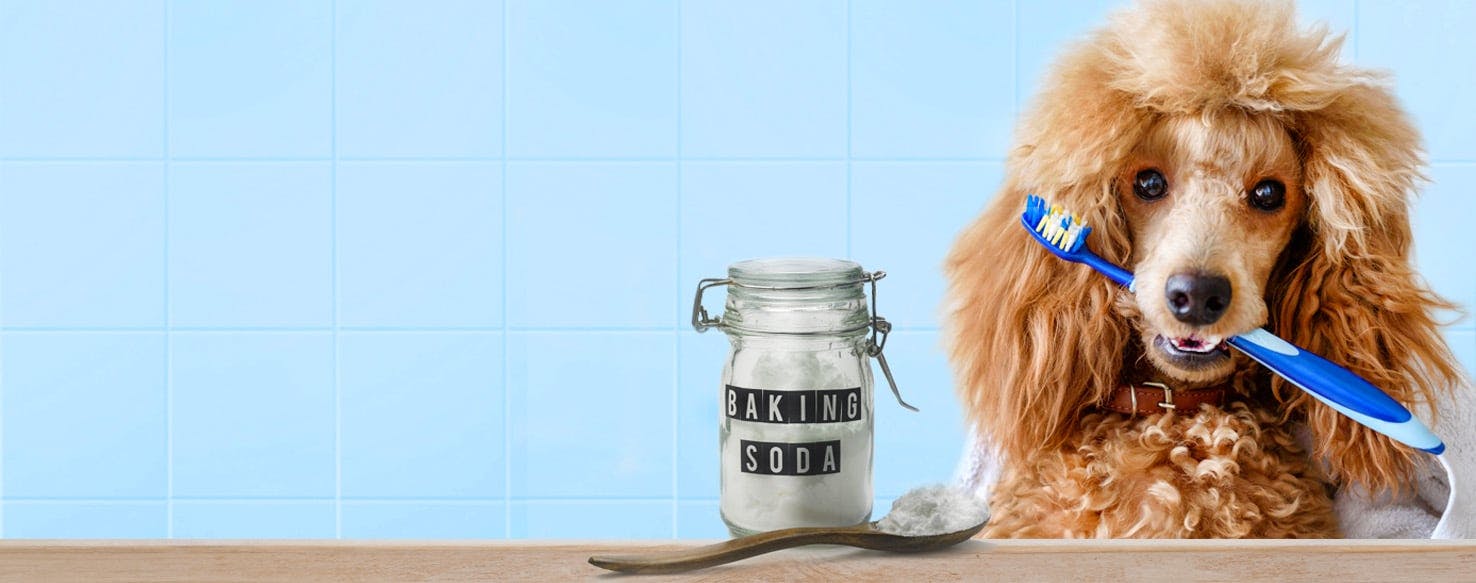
top-left (946, 0), bottom-right (1465, 538)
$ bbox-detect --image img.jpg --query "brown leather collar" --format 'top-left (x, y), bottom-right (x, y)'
top-left (1100, 381), bottom-right (1231, 416)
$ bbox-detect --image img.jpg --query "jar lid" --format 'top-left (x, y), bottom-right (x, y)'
top-left (727, 257), bottom-right (864, 290)
top-left (691, 256), bottom-right (918, 412)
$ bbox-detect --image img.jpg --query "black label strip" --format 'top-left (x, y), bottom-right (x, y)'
top-left (738, 439), bottom-right (841, 476)
top-left (724, 385), bottom-right (863, 424)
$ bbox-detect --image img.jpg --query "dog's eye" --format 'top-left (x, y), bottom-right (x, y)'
top-left (1133, 169), bottom-right (1168, 201)
top-left (1249, 179), bottom-right (1285, 211)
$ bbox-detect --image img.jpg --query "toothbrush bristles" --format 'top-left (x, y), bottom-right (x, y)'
top-left (1022, 195), bottom-right (1089, 253)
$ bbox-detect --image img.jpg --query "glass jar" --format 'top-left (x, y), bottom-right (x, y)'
top-left (692, 257), bottom-right (914, 537)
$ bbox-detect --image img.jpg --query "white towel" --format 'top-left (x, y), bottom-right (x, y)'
top-left (955, 378), bottom-right (1475, 539)
top-left (1336, 375), bottom-right (1473, 539)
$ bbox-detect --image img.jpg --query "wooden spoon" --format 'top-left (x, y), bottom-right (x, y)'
top-left (587, 519), bottom-right (987, 574)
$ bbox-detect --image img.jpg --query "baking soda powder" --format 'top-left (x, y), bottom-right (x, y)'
top-left (719, 345), bottom-right (875, 534)
top-left (876, 485), bottom-right (990, 536)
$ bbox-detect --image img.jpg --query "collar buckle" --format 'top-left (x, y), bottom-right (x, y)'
top-left (1140, 381), bottom-right (1176, 411)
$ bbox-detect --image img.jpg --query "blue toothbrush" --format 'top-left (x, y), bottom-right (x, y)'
top-left (1021, 195), bottom-right (1444, 454)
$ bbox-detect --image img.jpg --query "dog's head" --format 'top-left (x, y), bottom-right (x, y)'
top-left (946, 0), bottom-right (1463, 491)
top-left (1121, 112), bottom-right (1307, 384)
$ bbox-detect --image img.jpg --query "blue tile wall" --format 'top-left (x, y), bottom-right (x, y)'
top-left (335, 0), bottom-right (504, 159)
top-left (2, 333), bottom-right (166, 499)
top-left (1, 163), bottom-right (166, 327)
top-left (681, 0), bottom-right (846, 158)
top-left (1451, 330), bottom-right (1476, 382)
top-left (1414, 166), bottom-right (1476, 319)
top-left (871, 331), bottom-right (968, 498)
top-left (507, 332), bottom-right (675, 499)
top-left (850, 1), bottom-right (1013, 159)
top-left (510, 500), bottom-right (674, 539)
top-left (1015, 0), bottom-right (1120, 106)
top-left (506, 0), bottom-right (676, 158)
top-left (339, 332), bottom-right (504, 499)
top-left (1294, 0), bottom-right (1357, 42)
top-left (0, 0), bottom-right (1472, 540)
top-left (674, 500), bottom-right (726, 539)
top-left (336, 163), bottom-right (502, 327)
top-left (0, 1), bottom-right (165, 158)
top-left (1359, 0), bottom-right (1476, 161)
top-left (170, 333), bottom-right (336, 499)
top-left (849, 162), bottom-right (1002, 328)
top-left (167, 0), bottom-right (333, 158)
top-left (172, 501), bottom-right (337, 539)
top-left (342, 501), bottom-right (506, 539)
top-left (505, 163), bottom-right (677, 328)
top-left (679, 162), bottom-right (848, 291)
top-left (168, 163), bottom-right (334, 327)
top-left (3, 502), bottom-right (167, 538)
top-left (675, 331), bottom-right (727, 502)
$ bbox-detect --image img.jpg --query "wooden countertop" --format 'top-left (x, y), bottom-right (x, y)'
top-left (0, 539), bottom-right (1472, 582)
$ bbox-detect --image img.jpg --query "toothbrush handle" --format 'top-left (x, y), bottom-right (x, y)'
top-left (1228, 329), bottom-right (1444, 454)
top-left (1081, 252), bottom-right (1134, 288)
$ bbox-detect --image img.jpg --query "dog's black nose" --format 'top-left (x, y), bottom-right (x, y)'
top-left (1165, 273), bottom-right (1232, 325)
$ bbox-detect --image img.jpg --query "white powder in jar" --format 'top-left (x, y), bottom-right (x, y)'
top-left (876, 485), bottom-right (990, 536)
top-left (720, 345), bottom-right (874, 534)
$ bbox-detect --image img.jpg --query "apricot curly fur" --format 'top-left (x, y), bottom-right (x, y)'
top-left (947, 0), bottom-right (1465, 538)
top-left (982, 403), bottom-right (1336, 538)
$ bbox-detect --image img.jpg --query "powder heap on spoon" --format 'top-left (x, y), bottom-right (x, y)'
top-left (876, 484), bottom-right (990, 536)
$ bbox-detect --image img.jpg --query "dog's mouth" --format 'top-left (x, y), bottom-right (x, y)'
top-left (1163, 334), bottom-right (1228, 354)
top-left (1152, 334), bottom-right (1231, 369)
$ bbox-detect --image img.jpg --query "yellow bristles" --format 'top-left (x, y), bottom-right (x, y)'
top-left (1034, 209), bottom-right (1054, 232)
top-left (1032, 203), bottom-right (1085, 251)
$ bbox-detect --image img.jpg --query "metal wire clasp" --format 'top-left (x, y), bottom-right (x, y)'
top-left (691, 278), bottom-right (731, 333)
top-left (862, 272), bottom-right (917, 412)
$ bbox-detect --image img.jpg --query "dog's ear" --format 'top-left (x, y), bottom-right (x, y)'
top-left (1269, 82), bottom-right (1464, 493)
top-left (946, 186), bottom-right (1133, 463)
top-left (944, 41), bottom-right (1145, 463)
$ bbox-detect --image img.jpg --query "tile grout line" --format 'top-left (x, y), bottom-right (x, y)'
top-left (0, 107), bottom-right (5, 539)
top-left (331, 0), bottom-right (342, 539)
top-left (163, 0), bottom-right (174, 539)
top-left (0, 43), bottom-right (7, 535)
top-left (672, 0), bottom-right (683, 540)
top-left (502, 0), bottom-right (512, 540)
top-left (4, 496), bottom-right (700, 503)
top-left (845, 0), bottom-right (857, 523)
top-left (9, 156), bottom-right (1476, 165)
top-left (0, 186), bottom-right (4, 539)
top-left (1352, 0), bottom-right (1359, 62)
top-left (5, 496), bottom-right (704, 503)
top-left (2, 325), bottom-right (906, 333)
top-left (0, 323), bottom-right (1132, 334)
top-left (0, 156), bottom-right (1017, 164)
top-left (844, 0), bottom-right (853, 261)
top-left (1011, 0), bottom-right (1019, 119)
